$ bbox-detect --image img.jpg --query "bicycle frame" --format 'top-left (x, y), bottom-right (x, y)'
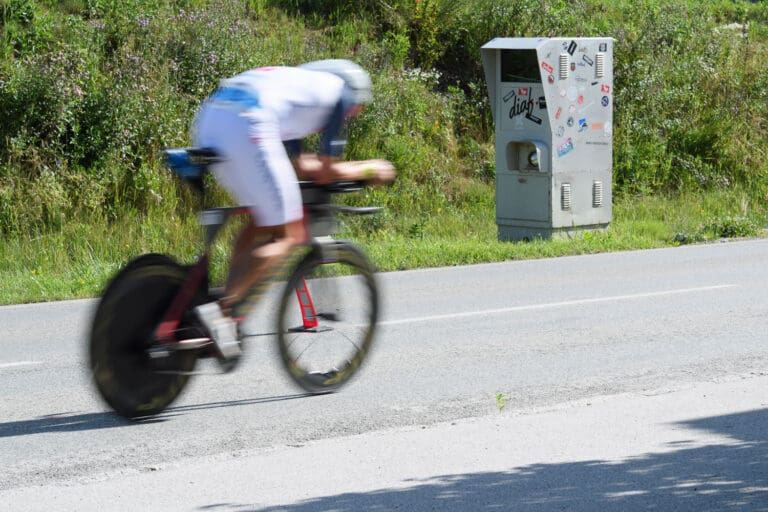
top-left (153, 205), bottom-right (247, 344)
top-left (153, 147), bottom-right (370, 346)
top-left (89, 148), bottom-right (383, 417)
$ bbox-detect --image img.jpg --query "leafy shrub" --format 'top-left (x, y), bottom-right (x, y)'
top-left (1, 0), bottom-right (767, 237)
top-left (701, 216), bottom-right (759, 239)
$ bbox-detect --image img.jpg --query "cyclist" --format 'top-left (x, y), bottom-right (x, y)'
top-left (191, 59), bottom-right (395, 364)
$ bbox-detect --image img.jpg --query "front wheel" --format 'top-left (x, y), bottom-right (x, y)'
top-left (89, 258), bottom-right (200, 418)
top-left (276, 242), bottom-right (379, 393)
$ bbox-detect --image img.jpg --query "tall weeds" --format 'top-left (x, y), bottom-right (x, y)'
top-left (0, 0), bottom-right (767, 236)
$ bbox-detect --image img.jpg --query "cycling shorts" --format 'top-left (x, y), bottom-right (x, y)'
top-left (192, 87), bottom-right (303, 227)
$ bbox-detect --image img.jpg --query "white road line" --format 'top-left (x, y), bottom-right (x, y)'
top-left (0, 361), bottom-right (43, 370)
top-left (380, 284), bottom-right (737, 326)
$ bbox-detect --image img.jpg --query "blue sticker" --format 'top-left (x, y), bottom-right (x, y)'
top-left (601, 96), bottom-right (610, 107)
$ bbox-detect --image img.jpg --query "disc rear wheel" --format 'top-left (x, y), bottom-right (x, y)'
top-left (89, 260), bottom-right (200, 418)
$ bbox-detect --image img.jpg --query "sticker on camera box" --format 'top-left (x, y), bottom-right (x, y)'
top-left (557, 138), bottom-right (574, 158)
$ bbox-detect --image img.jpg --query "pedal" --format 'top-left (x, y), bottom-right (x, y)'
top-left (153, 369), bottom-right (213, 376)
top-left (147, 338), bottom-right (212, 358)
top-left (177, 337), bottom-right (211, 349)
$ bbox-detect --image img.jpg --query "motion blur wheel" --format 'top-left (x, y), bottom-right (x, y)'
top-left (89, 257), bottom-right (200, 418)
top-left (276, 242), bottom-right (379, 393)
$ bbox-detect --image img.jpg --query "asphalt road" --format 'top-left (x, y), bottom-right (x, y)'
top-left (0, 239), bottom-right (766, 510)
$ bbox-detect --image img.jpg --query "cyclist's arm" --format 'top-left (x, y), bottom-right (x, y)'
top-left (288, 91), bottom-right (395, 184)
top-left (294, 154), bottom-right (395, 185)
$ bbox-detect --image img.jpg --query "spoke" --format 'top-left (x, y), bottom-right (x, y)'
top-left (276, 245), bottom-right (378, 392)
top-left (292, 335), bottom-right (317, 362)
top-left (336, 327), bottom-right (363, 352)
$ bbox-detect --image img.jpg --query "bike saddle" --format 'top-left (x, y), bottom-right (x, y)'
top-left (163, 147), bottom-right (223, 193)
top-left (163, 147), bottom-right (222, 179)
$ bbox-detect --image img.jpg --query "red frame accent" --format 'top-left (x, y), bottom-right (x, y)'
top-left (154, 255), bottom-right (210, 342)
top-left (295, 278), bottom-right (318, 329)
top-left (154, 205), bottom-right (311, 343)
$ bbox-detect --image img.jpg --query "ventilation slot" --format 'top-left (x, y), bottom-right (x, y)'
top-left (592, 181), bottom-right (604, 208)
top-left (595, 53), bottom-right (605, 79)
top-left (559, 54), bottom-right (569, 80)
top-left (561, 183), bottom-right (572, 210)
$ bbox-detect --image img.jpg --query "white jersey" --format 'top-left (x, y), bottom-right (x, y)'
top-left (220, 66), bottom-right (346, 141)
top-left (193, 66), bottom-right (350, 226)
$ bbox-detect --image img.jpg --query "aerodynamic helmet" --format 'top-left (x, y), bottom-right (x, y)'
top-left (299, 59), bottom-right (373, 106)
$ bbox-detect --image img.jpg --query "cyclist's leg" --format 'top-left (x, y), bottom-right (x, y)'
top-left (222, 219), bottom-right (305, 315)
top-left (215, 107), bottom-right (305, 311)
top-left (193, 105), bottom-right (304, 356)
top-left (224, 221), bottom-right (276, 302)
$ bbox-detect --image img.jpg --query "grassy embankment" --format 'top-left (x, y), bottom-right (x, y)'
top-left (1, 0), bottom-right (767, 304)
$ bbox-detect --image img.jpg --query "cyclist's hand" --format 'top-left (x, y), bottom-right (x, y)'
top-left (358, 159), bottom-right (396, 186)
top-left (301, 156), bottom-right (396, 186)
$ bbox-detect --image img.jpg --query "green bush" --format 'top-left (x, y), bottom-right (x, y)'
top-left (0, 0), bottom-right (767, 236)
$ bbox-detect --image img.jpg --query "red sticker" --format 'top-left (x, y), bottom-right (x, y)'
top-left (555, 107), bottom-right (563, 120)
top-left (601, 84), bottom-right (611, 93)
top-left (542, 62), bottom-right (554, 74)
top-left (518, 88), bottom-right (529, 96)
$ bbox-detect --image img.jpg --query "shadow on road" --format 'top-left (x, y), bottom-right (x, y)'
top-left (0, 394), bottom-right (312, 437)
top-left (0, 411), bottom-right (130, 437)
top-left (167, 393), bottom-right (312, 414)
top-left (208, 408), bottom-right (768, 512)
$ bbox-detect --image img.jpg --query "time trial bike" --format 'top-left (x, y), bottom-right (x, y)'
top-left (89, 147), bottom-right (382, 419)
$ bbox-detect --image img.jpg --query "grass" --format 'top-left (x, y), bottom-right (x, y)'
top-left (1, 186), bottom-right (765, 305)
top-left (1, 0), bottom-right (767, 304)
